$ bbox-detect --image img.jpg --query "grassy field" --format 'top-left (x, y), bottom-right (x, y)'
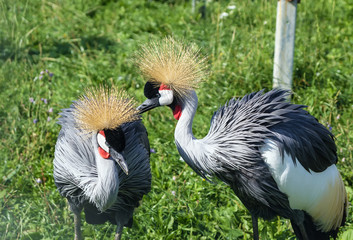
top-left (1, 0), bottom-right (352, 239)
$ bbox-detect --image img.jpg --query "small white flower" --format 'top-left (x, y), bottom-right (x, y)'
top-left (171, 191), bottom-right (176, 196)
top-left (263, 21), bottom-right (268, 25)
top-left (172, 176), bottom-right (176, 181)
top-left (316, 72), bottom-right (321, 76)
top-left (227, 5), bottom-right (236, 10)
top-left (219, 12), bottom-right (229, 19)
top-left (342, 158), bottom-right (345, 162)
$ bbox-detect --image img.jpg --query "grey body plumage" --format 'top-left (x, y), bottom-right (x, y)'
top-left (136, 38), bottom-right (347, 240)
top-left (197, 89), bottom-right (336, 179)
top-left (139, 87), bottom-right (347, 240)
top-left (54, 96), bottom-right (151, 239)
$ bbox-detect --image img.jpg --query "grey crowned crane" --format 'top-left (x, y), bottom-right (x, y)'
top-left (53, 86), bottom-right (151, 240)
top-left (136, 38), bottom-right (348, 240)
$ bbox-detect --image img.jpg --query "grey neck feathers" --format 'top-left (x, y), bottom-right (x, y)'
top-left (174, 91), bottom-right (214, 178)
top-left (83, 136), bottom-right (120, 212)
top-left (174, 91), bottom-right (198, 141)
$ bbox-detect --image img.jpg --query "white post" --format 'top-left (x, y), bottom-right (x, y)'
top-left (273, 0), bottom-right (298, 91)
top-left (192, 0), bottom-right (196, 14)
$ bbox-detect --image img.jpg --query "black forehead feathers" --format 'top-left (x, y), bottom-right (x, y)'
top-left (104, 127), bottom-right (125, 152)
top-left (144, 81), bottom-right (160, 99)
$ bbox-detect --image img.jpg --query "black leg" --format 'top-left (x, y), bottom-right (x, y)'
top-left (291, 210), bottom-right (309, 240)
top-left (68, 202), bottom-right (83, 240)
top-left (73, 212), bottom-right (82, 240)
top-left (298, 223), bottom-right (309, 240)
top-left (115, 225), bottom-right (123, 240)
top-left (251, 214), bottom-right (259, 240)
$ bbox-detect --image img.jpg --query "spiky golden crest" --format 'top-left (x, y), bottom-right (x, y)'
top-left (73, 86), bottom-right (140, 135)
top-left (136, 37), bottom-right (208, 98)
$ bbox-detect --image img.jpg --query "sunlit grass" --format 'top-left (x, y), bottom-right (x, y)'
top-left (0, 0), bottom-right (352, 239)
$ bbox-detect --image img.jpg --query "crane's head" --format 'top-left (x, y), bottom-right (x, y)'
top-left (137, 81), bottom-right (182, 119)
top-left (95, 127), bottom-right (128, 174)
top-left (135, 37), bottom-right (208, 119)
top-left (74, 86), bottom-right (141, 175)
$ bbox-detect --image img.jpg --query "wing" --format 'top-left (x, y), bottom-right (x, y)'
top-left (108, 120), bottom-right (152, 227)
top-left (53, 106), bottom-right (97, 206)
top-left (207, 89), bottom-right (336, 174)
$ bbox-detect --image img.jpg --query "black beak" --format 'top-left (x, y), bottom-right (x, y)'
top-left (137, 97), bottom-right (160, 114)
top-left (110, 149), bottom-right (129, 175)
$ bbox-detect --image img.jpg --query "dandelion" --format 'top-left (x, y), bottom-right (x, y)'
top-left (29, 97), bottom-right (35, 103)
top-left (219, 12), bottom-right (229, 19)
top-left (171, 190), bottom-right (176, 196)
top-left (150, 148), bottom-right (156, 153)
top-left (33, 119), bottom-right (38, 124)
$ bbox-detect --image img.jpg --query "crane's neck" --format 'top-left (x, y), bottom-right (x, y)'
top-left (174, 91), bottom-right (198, 140)
top-left (85, 136), bottom-right (120, 212)
top-left (174, 91), bottom-right (212, 176)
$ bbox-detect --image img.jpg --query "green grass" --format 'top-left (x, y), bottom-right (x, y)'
top-left (1, 0), bottom-right (352, 239)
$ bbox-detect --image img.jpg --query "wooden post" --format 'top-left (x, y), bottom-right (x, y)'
top-left (273, 0), bottom-right (299, 91)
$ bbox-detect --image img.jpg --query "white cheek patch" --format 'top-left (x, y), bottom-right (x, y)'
top-left (97, 132), bottom-right (109, 153)
top-left (158, 89), bottom-right (174, 106)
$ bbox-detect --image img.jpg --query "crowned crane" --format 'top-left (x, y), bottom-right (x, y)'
top-left (53, 86), bottom-right (151, 240)
top-left (135, 38), bottom-right (348, 240)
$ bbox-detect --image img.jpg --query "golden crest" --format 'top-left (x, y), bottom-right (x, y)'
top-left (136, 37), bottom-right (208, 98)
top-left (73, 86), bottom-right (140, 135)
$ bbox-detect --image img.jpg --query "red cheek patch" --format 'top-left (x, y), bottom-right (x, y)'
top-left (173, 105), bottom-right (182, 120)
top-left (98, 146), bottom-right (110, 159)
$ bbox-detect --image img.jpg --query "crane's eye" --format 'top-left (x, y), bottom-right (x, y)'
top-left (97, 131), bottom-right (110, 159)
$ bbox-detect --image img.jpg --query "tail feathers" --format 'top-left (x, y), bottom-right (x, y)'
top-left (83, 203), bottom-right (134, 228)
top-left (291, 212), bottom-right (341, 240)
top-left (83, 203), bottom-right (114, 225)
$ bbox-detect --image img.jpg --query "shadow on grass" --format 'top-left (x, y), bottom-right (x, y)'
top-left (0, 35), bottom-right (117, 62)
